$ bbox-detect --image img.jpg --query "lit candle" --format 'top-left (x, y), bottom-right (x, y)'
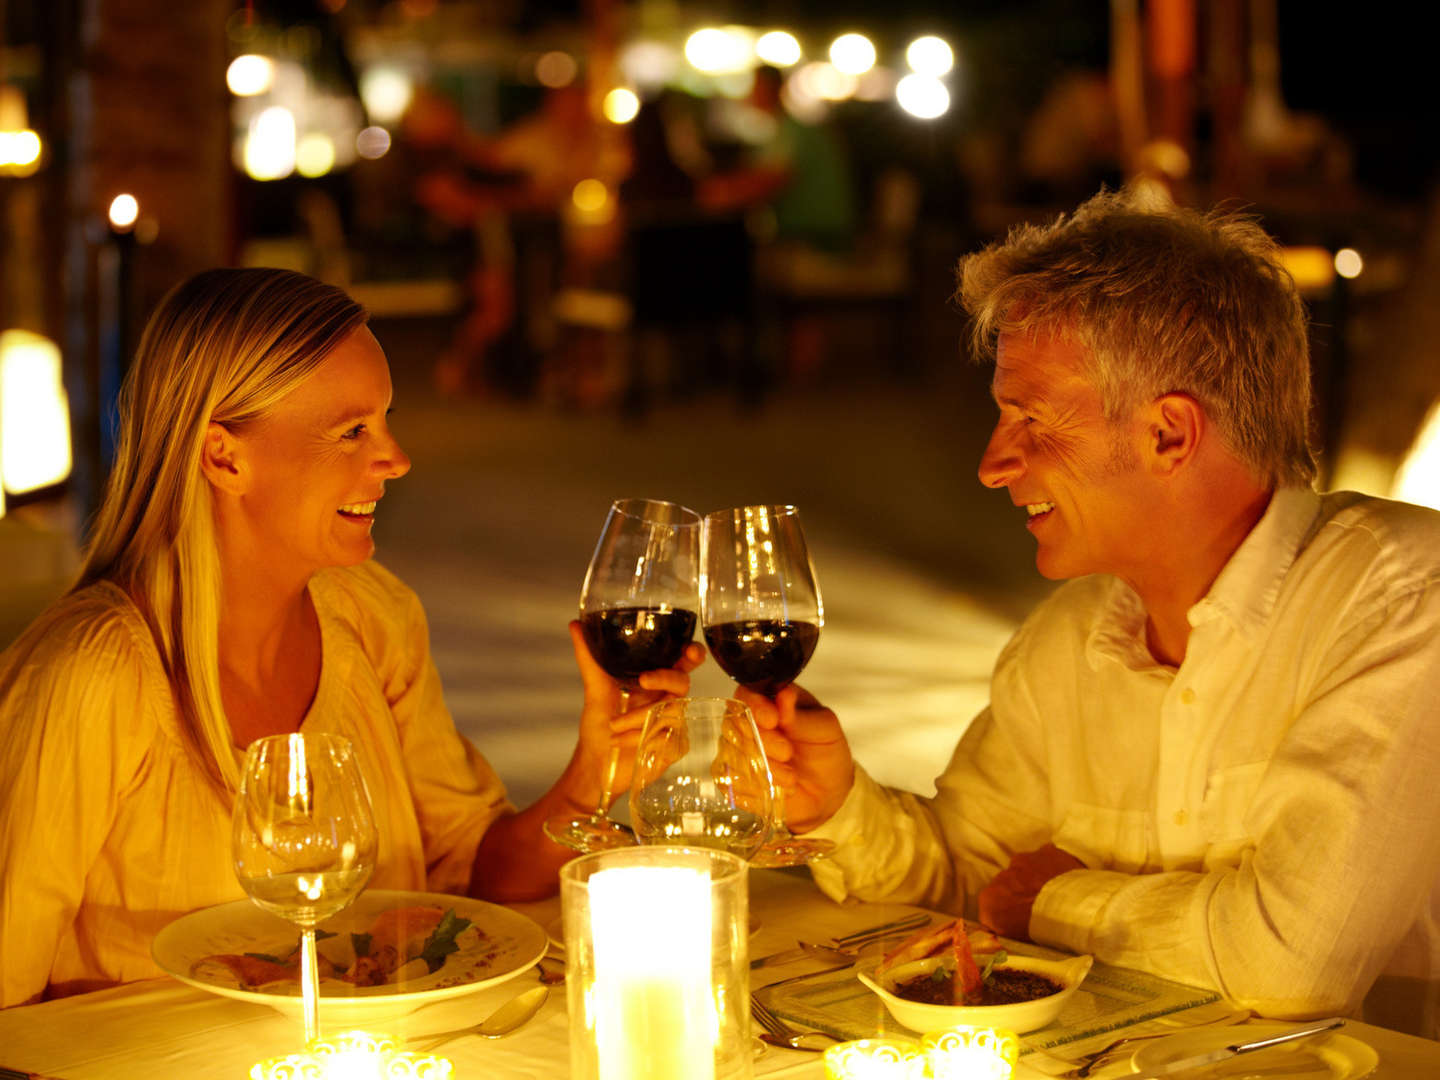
top-left (249, 1031), bottom-right (452, 1080)
top-left (822, 1038), bottom-right (926, 1080)
top-left (921, 1027), bottom-right (1018, 1080)
top-left (589, 865), bottom-right (715, 1080)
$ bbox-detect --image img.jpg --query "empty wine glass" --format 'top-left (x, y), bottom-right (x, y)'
top-left (232, 732), bottom-right (378, 1044)
top-left (701, 505), bottom-right (835, 867)
top-left (545, 498), bottom-right (702, 853)
top-left (629, 697), bottom-right (774, 860)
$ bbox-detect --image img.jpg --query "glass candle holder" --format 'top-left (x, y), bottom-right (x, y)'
top-left (249, 1030), bottom-right (452, 1080)
top-left (921, 1026), bottom-right (1019, 1080)
top-left (822, 1038), bottom-right (927, 1080)
top-left (562, 845), bottom-right (751, 1080)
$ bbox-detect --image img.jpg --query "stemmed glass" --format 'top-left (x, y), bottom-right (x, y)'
top-left (232, 732), bottom-right (378, 1045)
top-left (629, 697), bottom-right (774, 860)
top-left (701, 504), bottom-right (835, 867)
top-left (545, 497), bottom-right (702, 853)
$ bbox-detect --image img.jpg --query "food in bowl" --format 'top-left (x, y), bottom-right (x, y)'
top-left (857, 917), bottom-right (1093, 1034)
top-left (892, 963), bottom-right (1063, 1006)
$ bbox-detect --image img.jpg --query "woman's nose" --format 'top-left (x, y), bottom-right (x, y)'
top-left (977, 423), bottom-right (1023, 489)
top-left (377, 432), bottom-right (411, 480)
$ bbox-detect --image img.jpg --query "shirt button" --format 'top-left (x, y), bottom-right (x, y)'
top-left (1180, 688), bottom-right (1197, 705)
top-left (1173, 810), bottom-right (1189, 826)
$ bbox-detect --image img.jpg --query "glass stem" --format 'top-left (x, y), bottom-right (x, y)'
top-left (596, 743), bottom-right (622, 816)
top-left (772, 783), bottom-right (792, 840)
top-left (300, 926), bottom-right (320, 1044)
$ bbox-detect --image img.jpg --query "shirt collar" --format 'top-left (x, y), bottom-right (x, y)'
top-left (1085, 486), bottom-right (1321, 667)
top-left (1188, 485), bottom-right (1320, 638)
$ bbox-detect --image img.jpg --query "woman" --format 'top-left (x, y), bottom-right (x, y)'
top-left (0, 268), bottom-right (700, 1007)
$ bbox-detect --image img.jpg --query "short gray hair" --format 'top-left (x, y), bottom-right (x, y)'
top-left (956, 187), bottom-right (1316, 487)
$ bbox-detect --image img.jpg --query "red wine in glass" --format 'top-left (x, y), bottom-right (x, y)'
top-left (545, 498), bottom-right (701, 854)
top-left (701, 505), bottom-right (834, 867)
top-left (703, 618), bottom-right (820, 698)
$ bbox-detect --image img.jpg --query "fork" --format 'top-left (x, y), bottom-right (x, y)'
top-left (750, 995), bottom-right (843, 1051)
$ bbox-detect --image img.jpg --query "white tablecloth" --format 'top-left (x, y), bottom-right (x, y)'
top-left (2, 869), bottom-right (1435, 1079)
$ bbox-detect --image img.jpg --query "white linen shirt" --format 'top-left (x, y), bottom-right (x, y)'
top-left (810, 488), bottom-right (1440, 1036)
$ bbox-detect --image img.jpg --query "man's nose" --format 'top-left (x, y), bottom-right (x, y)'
top-left (977, 424), bottom-right (1023, 489)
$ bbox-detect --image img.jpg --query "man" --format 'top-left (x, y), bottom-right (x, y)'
top-left (742, 188), bottom-right (1440, 1037)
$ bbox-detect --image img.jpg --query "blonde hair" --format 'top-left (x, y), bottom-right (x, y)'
top-left (956, 187), bottom-right (1316, 488)
top-left (75, 268), bottom-right (368, 800)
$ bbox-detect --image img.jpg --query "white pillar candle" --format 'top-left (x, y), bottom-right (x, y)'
top-left (589, 865), bottom-right (716, 1080)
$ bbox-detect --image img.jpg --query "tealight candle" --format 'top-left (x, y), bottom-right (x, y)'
top-left (249, 1031), bottom-right (453, 1080)
top-left (921, 1026), bottom-right (1019, 1080)
top-left (822, 1038), bottom-right (927, 1080)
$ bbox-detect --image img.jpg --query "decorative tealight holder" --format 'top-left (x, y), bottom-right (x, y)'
top-left (249, 1030), bottom-right (453, 1080)
top-left (562, 845), bottom-right (752, 1080)
top-left (921, 1026), bottom-right (1019, 1080)
top-left (822, 1038), bottom-right (927, 1080)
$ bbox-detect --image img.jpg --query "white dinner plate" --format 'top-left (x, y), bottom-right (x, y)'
top-left (153, 889), bottom-right (546, 1025)
top-left (1130, 1022), bottom-right (1379, 1079)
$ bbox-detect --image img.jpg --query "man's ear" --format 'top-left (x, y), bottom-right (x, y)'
top-left (1147, 392), bottom-right (1204, 476)
top-left (200, 421), bottom-right (247, 495)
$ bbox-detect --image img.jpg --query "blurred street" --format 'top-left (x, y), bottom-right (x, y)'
top-left (368, 313), bottom-right (1056, 808)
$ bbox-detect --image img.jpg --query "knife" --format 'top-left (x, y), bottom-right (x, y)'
top-left (1128, 1017), bottom-right (1346, 1079)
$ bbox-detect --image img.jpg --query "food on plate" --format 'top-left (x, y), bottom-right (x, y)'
top-left (877, 918), bottom-right (1001, 974)
top-left (191, 904), bottom-right (477, 991)
top-left (877, 916), bottom-right (1058, 1007)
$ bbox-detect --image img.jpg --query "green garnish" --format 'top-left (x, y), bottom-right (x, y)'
top-left (418, 909), bottom-right (473, 974)
top-left (980, 950), bottom-right (1009, 983)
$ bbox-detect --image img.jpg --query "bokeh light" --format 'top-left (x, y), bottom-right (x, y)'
top-left (107, 193), bottom-right (139, 230)
top-left (794, 62), bottom-right (858, 102)
top-left (226, 54), bottom-right (275, 97)
top-left (1334, 247), bottom-right (1364, 279)
top-left (685, 27), bottom-right (753, 75)
top-left (536, 50), bottom-right (579, 88)
top-left (619, 41), bottom-right (678, 90)
top-left (755, 30), bottom-right (802, 68)
top-left (354, 125), bottom-right (391, 160)
top-left (359, 66), bottom-right (413, 124)
top-left (603, 87), bottom-right (640, 124)
top-left (244, 107), bottom-right (296, 179)
top-left (829, 33), bottom-right (876, 76)
top-left (905, 36), bottom-right (954, 77)
top-left (0, 130), bottom-right (41, 174)
top-left (896, 73), bottom-right (950, 119)
top-left (572, 178), bottom-right (609, 214)
top-left (296, 133), bottom-right (336, 177)
top-left (0, 330), bottom-right (72, 498)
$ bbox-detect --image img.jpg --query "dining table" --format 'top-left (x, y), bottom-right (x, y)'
top-left (1, 866), bottom-right (1436, 1080)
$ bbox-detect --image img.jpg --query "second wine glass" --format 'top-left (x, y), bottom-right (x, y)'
top-left (232, 732), bottom-right (377, 1045)
top-left (545, 497), bottom-right (702, 854)
top-left (701, 505), bottom-right (835, 867)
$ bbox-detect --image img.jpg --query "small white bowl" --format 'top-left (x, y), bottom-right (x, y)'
top-left (857, 952), bottom-right (1093, 1034)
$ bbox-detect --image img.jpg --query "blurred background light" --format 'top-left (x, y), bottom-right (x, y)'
top-left (895, 73), bottom-right (950, 119)
top-left (244, 107), bottom-right (297, 179)
top-left (755, 30), bottom-right (802, 68)
top-left (358, 65), bottom-right (414, 124)
top-left (535, 50), bottom-right (579, 88)
top-left (795, 61), bottom-right (857, 103)
top-left (572, 178), bottom-right (609, 214)
top-left (107, 193), bottom-right (139, 231)
top-left (0, 130), bottom-right (41, 174)
top-left (1334, 247), bottom-right (1364, 279)
top-left (619, 41), bottom-right (678, 91)
top-left (905, 35), bottom-right (954, 77)
top-left (602, 87), bottom-right (640, 124)
top-left (295, 133), bottom-right (336, 177)
top-left (354, 125), bottom-right (391, 160)
top-left (1393, 401), bottom-right (1440, 511)
top-left (1277, 246), bottom-right (1335, 291)
top-left (0, 330), bottom-right (72, 497)
top-left (226, 54), bottom-right (275, 97)
top-left (829, 33), bottom-right (876, 76)
top-left (685, 27), bottom-right (753, 75)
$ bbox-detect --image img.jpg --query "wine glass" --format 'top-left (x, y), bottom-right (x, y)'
top-left (232, 732), bottom-right (378, 1045)
top-left (701, 504), bottom-right (835, 867)
top-left (629, 697), bottom-right (774, 859)
top-left (545, 497), bottom-right (702, 853)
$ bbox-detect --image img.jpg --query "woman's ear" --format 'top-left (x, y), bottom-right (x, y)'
top-left (1147, 392), bottom-right (1204, 476)
top-left (199, 422), bottom-right (247, 495)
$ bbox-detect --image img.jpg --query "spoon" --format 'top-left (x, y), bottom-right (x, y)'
top-left (413, 984), bottom-right (550, 1051)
